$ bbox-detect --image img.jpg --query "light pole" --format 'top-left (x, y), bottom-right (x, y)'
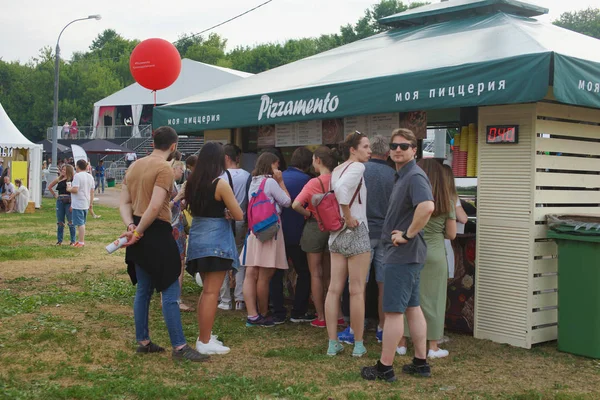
top-left (50, 14), bottom-right (101, 173)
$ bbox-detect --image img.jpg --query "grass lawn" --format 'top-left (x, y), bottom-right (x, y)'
top-left (1, 197), bottom-right (599, 399)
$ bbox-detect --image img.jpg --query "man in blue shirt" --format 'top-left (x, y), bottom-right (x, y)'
top-left (361, 128), bottom-right (434, 382)
top-left (95, 160), bottom-right (105, 194)
top-left (269, 147), bottom-right (313, 324)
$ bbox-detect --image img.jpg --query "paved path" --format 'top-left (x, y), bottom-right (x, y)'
top-left (94, 187), bottom-right (121, 208)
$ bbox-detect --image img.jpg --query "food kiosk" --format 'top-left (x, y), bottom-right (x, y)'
top-left (154, 0), bottom-right (600, 349)
top-left (0, 103), bottom-right (43, 208)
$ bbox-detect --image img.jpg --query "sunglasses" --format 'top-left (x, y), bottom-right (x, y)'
top-left (389, 142), bottom-right (415, 151)
top-left (354, 130), bottom-right (365, 136)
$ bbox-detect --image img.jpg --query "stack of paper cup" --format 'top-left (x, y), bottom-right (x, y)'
top-left (467, 124), bottom-right (478, 177)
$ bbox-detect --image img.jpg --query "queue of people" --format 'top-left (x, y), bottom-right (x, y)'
top-left (117, 126), bottom-right (462, 379)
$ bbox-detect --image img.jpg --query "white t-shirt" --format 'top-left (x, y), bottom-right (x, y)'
top-left (126, 153), bottom-right (137, 161)
top-left (329, 161), bottom-right (368, 246)
top-left (71, 171), bottom-right (95, 210)
top-left (220, 168), bottom-right (251, 215)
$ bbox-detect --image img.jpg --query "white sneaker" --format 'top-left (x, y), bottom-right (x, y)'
top-left (217, 302), bottom-right (231, 310)
top-left (396, 346), bottom-right (407, 356)
top-left (211, 334), bottom-right (223, 345)
top-left (428, 348), bottom-right (449, 359)
top-left (195, 273), bottom-right (203, 287)
top-left (196, 339), bottom-right (230, 355)
top-left (235, 301), bottom-right (245, 311)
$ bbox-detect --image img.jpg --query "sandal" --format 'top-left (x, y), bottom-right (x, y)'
top-left (179, 302), bottom-right (195, 312)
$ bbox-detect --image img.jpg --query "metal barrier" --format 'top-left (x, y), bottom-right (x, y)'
top-left (47, 125), bottom-right (152, 140)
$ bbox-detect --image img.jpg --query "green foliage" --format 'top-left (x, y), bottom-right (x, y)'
top-left (553, 8), bottom-right (600, 39)
top-left (0, 1), bottom-right (431, 142)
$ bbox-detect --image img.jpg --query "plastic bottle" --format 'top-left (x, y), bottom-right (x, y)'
top-left (105, 237), bottom-right (128, 254)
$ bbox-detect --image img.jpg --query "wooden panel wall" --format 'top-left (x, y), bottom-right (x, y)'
top-left (531, 102), bottom-right (600, 344)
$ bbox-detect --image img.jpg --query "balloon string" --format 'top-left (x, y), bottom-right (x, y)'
top-left (153, 91), bottom-right (156, 107)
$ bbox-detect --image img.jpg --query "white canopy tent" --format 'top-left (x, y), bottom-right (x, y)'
top-left (0, 102), bottom-right (43, 208)
top-left (92, 59), bottom-right (252, 138)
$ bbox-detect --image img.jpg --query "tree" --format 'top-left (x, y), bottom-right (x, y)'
top-left (553, 8), bottom-right (600, 39)
top-left (177, 33), bottom-right (229, 66)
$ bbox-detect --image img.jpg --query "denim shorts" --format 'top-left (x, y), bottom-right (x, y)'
top-left (382, 263), bottom-right (424, 313)
top-left (72, 209), bottom-right (88, 226)
top-left (370, 239), bottom-right (385, 283)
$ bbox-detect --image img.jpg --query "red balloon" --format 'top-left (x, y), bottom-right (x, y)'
top-left (130, 38), bottom-right (181, 91)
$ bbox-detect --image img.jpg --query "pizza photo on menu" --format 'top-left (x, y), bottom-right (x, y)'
top-left (257, 125), bottom-right (276, 147)
top-left (322, 119), bottom-right (344, 144)
top-left (399, 111), bottom-right (427, 140)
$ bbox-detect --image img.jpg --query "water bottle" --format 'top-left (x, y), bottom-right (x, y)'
top-left (105, 237), bottom-right (128, 254)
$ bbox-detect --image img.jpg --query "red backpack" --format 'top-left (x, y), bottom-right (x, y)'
top-left (310, 163), bottom-right (362, 232)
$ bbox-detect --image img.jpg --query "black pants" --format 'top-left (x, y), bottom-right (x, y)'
top-left (269, 244), bottom-right (310, 318)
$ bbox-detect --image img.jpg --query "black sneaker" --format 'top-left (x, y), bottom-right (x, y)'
top-left (172, 344), bottom-right (210, 362)
top-left (402, 362), bottom-right (431, 377)
top-left (272, 314), bottom-right (287, 325)
top-left (136, 341), bottom-right (165, 354)
top-left (290, 313), bottom-right (316, 323)
top-left (360, 365), bottom-right (397, 382)
top-left (246, 315), bottom-right (275, 327)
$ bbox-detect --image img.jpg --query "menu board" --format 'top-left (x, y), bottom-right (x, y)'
top-left (297, 120), bottom-right (322, 145)
top-left (275, 123), bottom-right (296, 147)
top-left (257, 125), bottom-right (275, 148)
top-left (368, 113), bottom-right (399, 140)
top-left (343, 115), bottom-right (368, 135)
top-left (275, 121), bottom-right (322, 147)
top-left (343, 113), bottom-right (399, 139)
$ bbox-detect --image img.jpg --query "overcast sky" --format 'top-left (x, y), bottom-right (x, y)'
top-left (1, 0), bottom-right (598, 63)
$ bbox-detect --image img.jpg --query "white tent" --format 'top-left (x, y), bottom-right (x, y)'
top-left (0, 102), bottom-right (43, 208)
top-left (92, 59), bottom-right (252, 137)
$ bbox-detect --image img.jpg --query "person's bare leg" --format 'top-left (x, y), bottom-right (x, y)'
top-left (347, 252), bottom-right (370, 342)
top-left (78, 225), bottom-right (85, 243)
top-left (325, 253), bottom-right (347, 340)
top-left (381, 312), bottom-right (404, 365)
top-left (256, 267), bottom-right (276, 316)
top-left (308, 252), bottom-right (325, 320)
top-left (243, 266), bottom-right (259, 317)
top-left (405, 306), bottom-right (427, 360)
top-left (197, 271), bottom-right (227, 343)
top-left (377, 282), bottom-right (385, 329)
top-left (429, 340), bottom-right (439, 352)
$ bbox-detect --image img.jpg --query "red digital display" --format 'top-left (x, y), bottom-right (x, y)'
top-left (486, 125), bottom-right (519, 144)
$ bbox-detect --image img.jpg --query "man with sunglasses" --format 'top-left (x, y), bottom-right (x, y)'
top-left (361, 128), bottom-right (435, 382)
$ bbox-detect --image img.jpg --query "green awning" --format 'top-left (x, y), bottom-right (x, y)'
top-left (154, 8), bottom-right (600, 134)
top-left (379, 0), bottom-right (548, 27)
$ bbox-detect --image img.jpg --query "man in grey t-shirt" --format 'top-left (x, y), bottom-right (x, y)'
top-left (361, 128), bottom-right (434, 382)
top-left (363, 135), bottom-right (395, 341)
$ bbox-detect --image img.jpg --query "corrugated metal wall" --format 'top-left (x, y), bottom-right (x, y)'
top-left (475, 104), bottom-right (536, 348)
